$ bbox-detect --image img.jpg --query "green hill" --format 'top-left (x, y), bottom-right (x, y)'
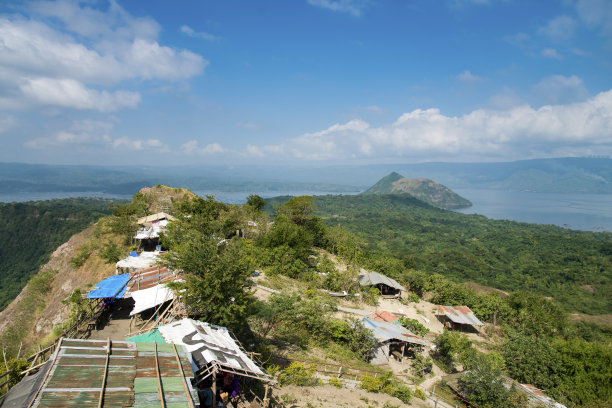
top-left (0, 198), bottom-right (115, 311)
top-left (362, 172), bottom-right (472, 209)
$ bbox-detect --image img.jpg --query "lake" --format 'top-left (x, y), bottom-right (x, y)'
top-left (453, 189), bottom-right (612, 232)
top-left (2, 189), bottom-right (611, 233)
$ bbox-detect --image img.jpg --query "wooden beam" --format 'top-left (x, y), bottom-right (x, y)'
top-left (171, 343), bottom-right (195, 408)
top-left (154, 342), bottom-right (166, 408)
top-left (97, 338), bottom-right (111, 408)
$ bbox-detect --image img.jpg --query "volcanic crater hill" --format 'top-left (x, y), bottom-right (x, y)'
top-left (362, 172), bottom-right (472, 209)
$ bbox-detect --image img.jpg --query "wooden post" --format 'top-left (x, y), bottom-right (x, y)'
top-left (98, 338), bottom-right (111, 408)
top-left (400, 344), bottom-right (405, 362)
top-left (337, 366), bottom-right (342, 378)
top-left (212, 369), bottom-right (217, 408)
top-left (17, 343), bottom-right (23, 360)
top-left (263, 384), bottom-right (270, 408)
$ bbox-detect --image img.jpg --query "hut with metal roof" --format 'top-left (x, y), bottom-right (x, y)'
top-left (358, 271), bottom-right (405, 298)
top-left (362, 317), bottom-right (432, 365)
top-left (1, 338), bottom-right (197, 408)
top-left (437, 305), bottom-right (484, 332)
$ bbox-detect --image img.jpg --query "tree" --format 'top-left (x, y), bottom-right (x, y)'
top-left (275, 196), bottom-right (315, 226)
top-left (502, 332), bottom-right (563, 391)
top-left (246, 194), bottom-right (266, 212)
top-left (459, 353), bottom-right (510, 408)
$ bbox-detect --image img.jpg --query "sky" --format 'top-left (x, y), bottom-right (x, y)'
top-left (0, 0), bottom-right (611, 166)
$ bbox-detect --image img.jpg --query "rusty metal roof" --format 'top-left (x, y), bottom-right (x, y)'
top-left (362, 318), bottom-right (432, 347)
top-left (437, 305), bottom-right (484, 326)
top-left (124, 266), bottom-right (179, 295)
top-left (28, 338), bottom-right (196, 408)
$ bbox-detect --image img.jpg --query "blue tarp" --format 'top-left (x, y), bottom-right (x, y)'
top-left (87, 274), bottom-right (131, 299)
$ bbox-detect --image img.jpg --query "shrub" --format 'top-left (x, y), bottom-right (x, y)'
top-left (414, 386), bottom-right (427, 400)
top-left (392, 384), bottom-right (412, 403)
top-left (398, 317), bottom-right (429, 336)
top-left (328, 376), bottom-right (342, 388)
top-left (99, 241), bottom-right (122, 264)
top-left (69, 243), bottom-right (93, 268)
top-left (278, 362), bottom-right (318, 386)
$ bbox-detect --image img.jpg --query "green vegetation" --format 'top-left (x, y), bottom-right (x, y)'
top-left (264, 193), bottom-right (611, 407)
top-left (363, 172), bottom-right (472, 209)
top-left (267, 193), bottom-right (612, 314)
top-left (0, 198), bottom-right (114, 311)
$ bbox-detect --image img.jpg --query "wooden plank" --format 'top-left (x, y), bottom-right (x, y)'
top-left (172, 343), bottom-right (195, 408)
top-left (97, 338), bottom-right (110, 408)
top-left (154, 342), bottom-right (166, 408)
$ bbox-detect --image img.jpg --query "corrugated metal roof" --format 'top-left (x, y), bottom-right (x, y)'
top-left (519, 384), bottom-right (567, 408)
top-left (124, 266), bottom-right (178, 295)
top-left (358, 271), bottom-right (406, 291)
top-left (87, 274), bottom-right (132, 299)
top-left (29, 338), bottom-right (196, 408)
top-left (370, 311), bottom-right (401, 324)
top-left (362, 318), bottom-right (431, 347)
top-left (137, 212), bottom-right (176, 225)
top-left (437, 305), bottom-right (484, 326)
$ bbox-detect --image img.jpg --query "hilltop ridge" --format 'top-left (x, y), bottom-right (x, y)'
top-left (362, 172), bottom-right (472, 209)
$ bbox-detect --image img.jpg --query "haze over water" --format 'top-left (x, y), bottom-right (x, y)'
top-left (454, 189), bottom-right (612, 233)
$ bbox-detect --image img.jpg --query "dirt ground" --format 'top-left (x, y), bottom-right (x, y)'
top-left (88, 298), bottom-right (135, 341)
top-left (275, 384), bottom-right (429, 408)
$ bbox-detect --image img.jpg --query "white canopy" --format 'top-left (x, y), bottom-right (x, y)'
top-left (158, 319), bottom-right (264, 375)
top-left (116, 252), bottom-right (159, 270)
top-left (130, 284), bottom-right (174, 316)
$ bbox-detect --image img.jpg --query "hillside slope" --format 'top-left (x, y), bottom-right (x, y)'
top-left (362, 172), bottom-right (472, 209)
top-left (0, 224), bottom-right (118, 357)
top-left (0, 198), bottom-right (114, 311)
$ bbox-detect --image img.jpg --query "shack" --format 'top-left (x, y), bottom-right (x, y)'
top-left (115, 251), bottom-right (159, 275)
top-left (362, 317), bottom-right (431, 365)
top-left (437, 305), bottom-right (484, 332)
top-left (0, 338), bottom-right (197, 408)
top-left (134, 212), bottom-right (176, 251)
top-left (358, 270), bottom-right (405, 298)
top-left (156, 319), bottom-right (274, 406)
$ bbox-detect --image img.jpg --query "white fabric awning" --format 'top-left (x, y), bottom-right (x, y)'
top-left (158, 319), bottom-right (264, 375)
top-left (116, 252), bottom-right (159, 269)
top-left (130, 284), bottom-right (174, 316)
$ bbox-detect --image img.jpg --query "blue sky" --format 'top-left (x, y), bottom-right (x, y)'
top-left (0, 0), bottom-right (611, 166)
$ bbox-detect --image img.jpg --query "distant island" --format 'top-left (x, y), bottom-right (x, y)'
top-left (362, 172), bottom-right (472, 209)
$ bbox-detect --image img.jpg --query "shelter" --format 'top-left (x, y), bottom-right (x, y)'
top-left (157, 319), bottom-right (273, 384)
top-left (130, 284), bottom-right (174, 316)
top-left (137, 212), bottom-right (177, 226)
top-left (115, 251), bottom-right (159, 274)
top-left (358, 270), bottom-right (405, 298)
top-left (437, 305), bottom-right (484, 331)
top-left (362, 317), bottom-right (431, 365)
top-left (1, 338), bottom-right (197, 408)
top-left (134, 212), bottom-right (176, 251)
top-left (87, 274), bottom-right (131, 299)
top-left (124, 266), bottom-right (178, 295)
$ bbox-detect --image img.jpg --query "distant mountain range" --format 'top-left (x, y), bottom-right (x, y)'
top-left (362, 172), bottom-right (472, 209)
top-left (1, 157), bottom-right (611, 196)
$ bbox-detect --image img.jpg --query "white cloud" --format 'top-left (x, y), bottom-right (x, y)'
top-left (246, 89), bottom-right (612, 161)
top-left (112, 137), bottom-right (164, 150)
top-left (307, 0), bottom-right (369, 17)
top-left (457, 70), bottom-right (485, 83)
top-left (25, 119), bottom-right (165, 151)
top-left (20, 78), bottom-right (140, 112)
top-left (181, 140), bottom-right (226, 155)
top-left (575, 0), bottom-right (612, 36)
top-left (541, 48), bottom-right (564, 60)
top-left (0, 1), bottom-right (207, 112)
top-left (532, 75), bottom-right (589, 104)
top-left (539, 15), bottom-right (577, 42)
top-left (180, 25), bottom-right (220, 41)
